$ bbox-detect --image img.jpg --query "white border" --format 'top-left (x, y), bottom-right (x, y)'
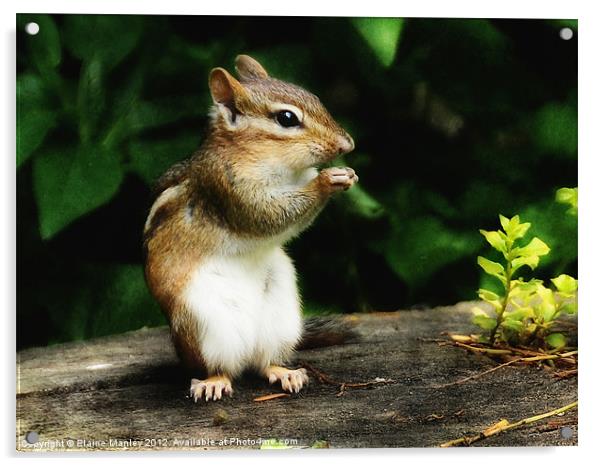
top-left (3, 1), bottom-right (601, 465)
top-left (3, 0), bottom-right (587, 17)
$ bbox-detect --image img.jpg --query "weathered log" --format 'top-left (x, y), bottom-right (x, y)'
top-left (16, 302), bottom-right (577, 450)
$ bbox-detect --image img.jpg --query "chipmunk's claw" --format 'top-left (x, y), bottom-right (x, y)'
top-left (190, 376), bottom-right (233, 402)
top-left (264, 366), bottom-right (309, 393)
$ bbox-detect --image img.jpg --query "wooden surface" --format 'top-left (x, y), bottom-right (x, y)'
top-left (16, 302), bottom-right (578, 450)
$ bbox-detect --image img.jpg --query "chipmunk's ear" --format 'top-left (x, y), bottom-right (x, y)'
top-left (209, 67), bottom-right (247, 107)
top-left (235, 55), bottom-right (269, 81)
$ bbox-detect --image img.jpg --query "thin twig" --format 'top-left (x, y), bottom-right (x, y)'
top-left (449, 337), bottom-right (578, 363)
top-left (454, 341), bottom-right (514, 355)
top-left (439, 401), bottom-right (578, 447)
top-left (253, 393), bottom-right (290, 402)
top-left (535, 415), bottom-right (578, 431)
top-left (433, 359), bottom-right (519, 388)
top-left (520, 350), bottom-right (577, 362)
top-left (299, 361), bottom-right (340, 386)
top-left (433, 350), bottom-right (578, 389)
top-left (299, 360), bottom-right (395, 396)
top-left (446, 334), bottom-right (475, 344)
top-left (554, 369), bottom-right (578, 379)
top-left (443, 335), bottom-right (578, 360)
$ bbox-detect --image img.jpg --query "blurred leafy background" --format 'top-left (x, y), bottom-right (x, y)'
top-left (16, 15), bottom-right (577, 349)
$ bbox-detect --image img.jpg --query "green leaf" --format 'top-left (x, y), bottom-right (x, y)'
top-left (246, 45), bottom-right (312, 84)
top-left (17, 109), bottom-right (56, 167)
top-left (550, 19), bottom-right (577, 30)
top-left (545, 333), bottom-right (567, 349)
top-left (125, 95), bottom-right (206, 134)
top-left (351, 18), bottom-right (404, 67)
top-left (77, 58), bottom-right (106, 144)
top-left (559, 301), bottom-right (577, 315)
top-left (532, 103), bottom-right (577, 157)
top-left (472, 315), bottom-right (497, 330)
top-left (535, 286), bottom-right (557, 322)
top-left (477, 288), bottom-right (502, 311)
top-left (480, 229), bottom-right (506, 252)
top-left (477, 256), bottom-right (505, 283)
top-left (515, 237), bottom-right (550, 258)
top-left (501, 319), bottom-right (524, 332)
top-left (478, 288), bottom-right (499, 302)
top-left (32, 145), bottom-right (124, 239)
top-left (551, 274), bottom-right (578, 295)
top-left (507, 215), bottom-right (521, 231)
top-left (384, 216), bottom-right (480, 290)
top-left (344, 184), bottom-right (385, 219)
top-left (129, 132), bottom-right (200, 185)
top-left (556, 187), bottom-right (577, 205)
top-left (509, 222), bottom-right (530, 241)
top-left (499, 214), bottom-right (510, 231)
top-left (505, 307), bottom-right (534, 321)
top-left (520, 201), bottom-right (577, 271)
top-left (461, 19), bottom-right (507, 54)
top-left (18, 14), bottom-right (61, 70)
top-left (17, 73), bottom-right (52, 108)
top-left (99, 59), bottom-right (148, 148)
top-left (44, 263), bottom-right (165, 342)
top-left (87, 264), bottom-right (165, 337)
top-left (17, 68), bottom-right (58, 168)
top-left (556, 187), bottom-right (578, 215)
top-left (104, 95), bottom-right (205, 151)
top-left (502, 214), bottom-right (530, 241)
top-left (509, 278), bottom-right (542, 297)
top-left (511, 255), bottom-right (540, 273)
top-left (63, 15), bottom-right (143, 69)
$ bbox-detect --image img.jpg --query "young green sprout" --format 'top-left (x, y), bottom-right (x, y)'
top-left (474, 214), bottom-right (577, 349)
top-left (556, 187), bottom-right (578, 216)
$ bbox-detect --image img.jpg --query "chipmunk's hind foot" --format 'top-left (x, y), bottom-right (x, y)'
top-left (190, 375), bottom-right (233, 402)
top-left (264, 366), bottom-right (309, 393)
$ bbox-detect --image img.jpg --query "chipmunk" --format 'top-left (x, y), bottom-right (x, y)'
top-left (143, 55), bottom-right (357, 402)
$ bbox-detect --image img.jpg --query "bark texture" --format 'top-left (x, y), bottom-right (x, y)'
top-left (16, 302), bottom-right (578, 450)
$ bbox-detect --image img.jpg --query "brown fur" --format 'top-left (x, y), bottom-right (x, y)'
top-left (143, 55), bottom-right (355, 378)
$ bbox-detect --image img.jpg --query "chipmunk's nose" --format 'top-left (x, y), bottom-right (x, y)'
top-left (336, 133), bottom-right (355, 155)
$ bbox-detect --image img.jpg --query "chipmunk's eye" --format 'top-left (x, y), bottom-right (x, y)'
top-left (275, 110), bottom-right (301, 128)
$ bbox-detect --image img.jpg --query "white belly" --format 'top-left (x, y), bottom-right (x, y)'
top-left (182, 246), bottom-right (302, 376)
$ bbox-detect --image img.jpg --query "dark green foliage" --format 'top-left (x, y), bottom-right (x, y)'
top-left (33, 144), bottom-right (123, 238)
top-left (16, 15), bottom-right (577, 348)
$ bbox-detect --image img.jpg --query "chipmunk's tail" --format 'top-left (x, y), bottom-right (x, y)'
top-left (297, 315), bottom-right (359, 350)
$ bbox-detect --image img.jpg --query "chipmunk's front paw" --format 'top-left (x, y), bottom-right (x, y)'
top-left (190, 375), bottom-right (233, 402)
top-left (321, 167), bottom-right (359, 192)
top-left (264, 366), bottom-right (309, 393)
